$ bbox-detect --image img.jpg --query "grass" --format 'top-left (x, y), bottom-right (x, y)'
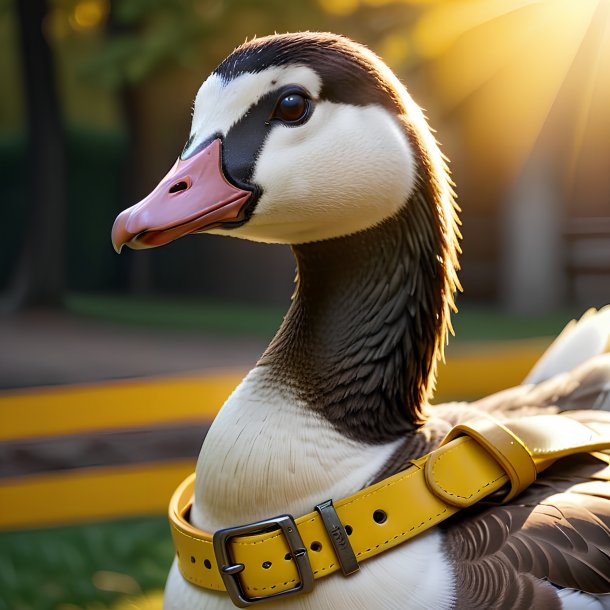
top-left (65, 293), bottom-right (285, 338)
top-left (0, 517), bottom-right (173, 610)
top-left (448, 305), bottom-right (576, 342)
top-left (66, 292), bottom-right (579, 343)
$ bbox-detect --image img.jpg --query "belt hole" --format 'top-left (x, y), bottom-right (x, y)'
top-left (262, 561), bottom-right (272, 569)
top-left (284, 553), bottom-right (292, 561)
top-left (373, 509), bottom-right (387, 524)
top-left (204, 559), bottom-right (212, 569)
top-left (310, 541), bottom-right (322, 552)
top-left (345, 524), bottom-right (353, 536)
top-left (190, 555), bottom-right (196, 563)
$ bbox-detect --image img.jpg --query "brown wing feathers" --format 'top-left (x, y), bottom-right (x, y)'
top-left (443, 454), bottom-right (610, 609)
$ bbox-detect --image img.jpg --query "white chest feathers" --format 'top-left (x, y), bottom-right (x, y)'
top-left (190, 366), bottom-right (403, 529)
top-left (164, 366), bottom-right (455, 609)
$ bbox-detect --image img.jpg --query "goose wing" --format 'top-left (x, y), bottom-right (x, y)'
top-left (442, 454), bottom-right (610, 609)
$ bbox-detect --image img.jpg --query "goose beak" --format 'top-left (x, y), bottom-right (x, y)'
top-left (111, 139), bottom-right (252, 253)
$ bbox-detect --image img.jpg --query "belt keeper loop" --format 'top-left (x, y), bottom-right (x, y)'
top-left (315, 500), bottom-right (360, 576)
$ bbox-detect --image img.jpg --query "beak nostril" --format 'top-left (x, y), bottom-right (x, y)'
top-left (169, 180), bottom-right (190, 194)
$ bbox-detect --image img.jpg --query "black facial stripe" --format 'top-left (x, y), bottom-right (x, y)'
top-left (184, 85), bottom-right (314, 181)
top-left (222, 89), bottom-right (277, 184)
top-left (180, 86), bottom-right (313, 229)
top-left (180, 89), bottom-right (276, 184)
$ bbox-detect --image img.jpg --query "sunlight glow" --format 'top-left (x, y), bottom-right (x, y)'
top-left (317, 0), bottom-right (359, 16)
top-left (414, 0), bottom-right (610, 189)
top-left (412, 0), bottom-right (539, 59)
top-left (564, 4), bottom-right (610, 206)
top-left (318, 0), bottom-right (444, 16)
top-left (379, 31), bottom-right (412, 66)
top-left (70, 0), bottom-right (109, 31)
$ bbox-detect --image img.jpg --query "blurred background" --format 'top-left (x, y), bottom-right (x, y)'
top-left (1, 0), bottom-right (609, 608)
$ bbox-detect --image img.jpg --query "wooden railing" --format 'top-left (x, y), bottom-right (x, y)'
top-left (564, 217), bottom-right (610, 304)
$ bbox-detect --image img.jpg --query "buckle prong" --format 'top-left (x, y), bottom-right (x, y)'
top-left (213, 514), bottom-right (314, 608)
top-left (222, 563), bottom-right (245, 575)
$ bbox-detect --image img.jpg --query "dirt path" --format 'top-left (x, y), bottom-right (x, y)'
top-left (0, 310), bottom-right (268, 390)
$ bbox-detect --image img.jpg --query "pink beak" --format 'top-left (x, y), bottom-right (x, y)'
top-left (111, 139), bottom-right (252, 253)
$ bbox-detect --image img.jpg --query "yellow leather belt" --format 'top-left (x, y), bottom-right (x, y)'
top-left (169, 414), bottom-right (610, 607)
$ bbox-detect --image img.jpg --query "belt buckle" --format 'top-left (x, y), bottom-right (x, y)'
top-left (213, 514), bottom-right (314, 607)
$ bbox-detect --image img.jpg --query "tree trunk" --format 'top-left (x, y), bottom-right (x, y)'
top-left (106, 5), bottom-right (155, 295)
top-left (5, 0), bottom-right (68, 309)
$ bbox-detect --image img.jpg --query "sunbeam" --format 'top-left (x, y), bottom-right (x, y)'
top-left (414, 0), bottom-right (610, 189)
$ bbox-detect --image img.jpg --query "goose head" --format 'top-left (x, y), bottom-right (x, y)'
top-left (112, 32), bottom-right (457, 248)
top-left (112, 32), bottom-right (461, 439)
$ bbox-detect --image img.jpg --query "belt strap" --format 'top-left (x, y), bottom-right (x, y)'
top-left (169, 414), bottom-right (610, 607)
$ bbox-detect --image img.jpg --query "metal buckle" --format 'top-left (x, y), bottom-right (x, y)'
top-left (213, 514), bottom-right (314, 608)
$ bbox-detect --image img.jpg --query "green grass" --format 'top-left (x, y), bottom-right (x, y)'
top-left (65, 293), bottom-right (285, 338)
top-left (0, 517), bottom-right (173, 610)
top-left (448, 306), bottom-right (577, 342)
top-left (66, 292), bottom-right (579, 343)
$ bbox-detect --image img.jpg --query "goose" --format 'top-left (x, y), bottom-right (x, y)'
top-left (111, 32), bottom-right (610, 610)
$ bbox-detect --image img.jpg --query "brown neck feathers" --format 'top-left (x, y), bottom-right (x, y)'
top-left (260, 177), bottom-right (459, 443)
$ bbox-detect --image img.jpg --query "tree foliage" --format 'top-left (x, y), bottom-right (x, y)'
top-left (3, 0), bottom-right (426, 308)
top-left (80, 0), bottom-right (332, 88)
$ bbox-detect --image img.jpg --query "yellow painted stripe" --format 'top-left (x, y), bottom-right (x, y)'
top-left (0, 340), bottom-right (550, 530)
top-left (111, 592), bottom-right (164, 610)
top-left (0, 460), bottom-right (195, 529)
top-left (435, 338), bottom-right (548, 401)
top-left (0, 371), bottom-right (244, 441)
top-left (0, 339), bottom-right (549, 443)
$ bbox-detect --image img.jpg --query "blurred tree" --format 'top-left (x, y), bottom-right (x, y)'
top-left (92, 0), bottom-right (237, 295)
top-left (4, 0), bottom-right (68, 309)
top-left (3, 0), bottom-right (425, 306)
top-left (81, 0), bottom-right (333, 295)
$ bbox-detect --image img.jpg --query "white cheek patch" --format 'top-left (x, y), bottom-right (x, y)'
top-left (222, 102), bottom-right (416, 244)
top-left (183, 65), bottom-right (322, 157)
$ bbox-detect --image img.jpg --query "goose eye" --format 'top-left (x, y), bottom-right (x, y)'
top-left (273, 93), bottom-right (310, 124)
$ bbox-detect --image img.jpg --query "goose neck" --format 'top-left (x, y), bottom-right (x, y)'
top-left (261, 190), bottom-right (451, 443)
